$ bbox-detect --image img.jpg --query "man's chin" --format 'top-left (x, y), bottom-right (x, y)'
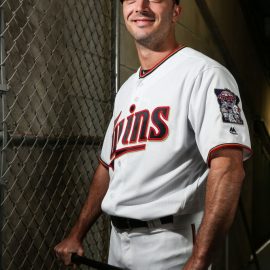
top-left (133, 34), bottom-right (156, 46)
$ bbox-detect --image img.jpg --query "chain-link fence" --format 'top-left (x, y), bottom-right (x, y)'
top-left (0, 0), bottom-right (116, 269)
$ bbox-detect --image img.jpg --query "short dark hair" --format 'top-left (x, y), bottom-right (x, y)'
top-left (120, 0), bottom-right (180, 4)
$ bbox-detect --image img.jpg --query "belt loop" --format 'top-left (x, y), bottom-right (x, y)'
top-left (191, 223), bottom-right (196, 245)
top-left (126, 218), bottom-right (131, 230)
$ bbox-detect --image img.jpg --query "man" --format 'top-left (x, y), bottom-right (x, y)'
top-left (54, 0), bottom-right (252, 269)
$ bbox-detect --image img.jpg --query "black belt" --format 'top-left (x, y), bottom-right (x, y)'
top-left (111, 215), bottom-right (173, 230)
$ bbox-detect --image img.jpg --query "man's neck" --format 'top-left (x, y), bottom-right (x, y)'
top-left (136, 40), bottom-right (180, 70)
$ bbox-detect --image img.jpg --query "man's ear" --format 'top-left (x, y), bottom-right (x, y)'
top-left (172, 5), bottom-right (182, 23)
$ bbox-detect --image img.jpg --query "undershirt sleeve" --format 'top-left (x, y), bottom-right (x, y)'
top-left (188, 67), bottom-right (252, 166)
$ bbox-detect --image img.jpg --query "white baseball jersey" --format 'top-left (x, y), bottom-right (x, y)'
top-left (100, 46), bottom-right (252, 220)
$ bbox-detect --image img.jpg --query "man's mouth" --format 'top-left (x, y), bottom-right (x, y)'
top-left (132, 17), bottom-right (155, 26)
top-left (132, 16), bottom-right (155, 22)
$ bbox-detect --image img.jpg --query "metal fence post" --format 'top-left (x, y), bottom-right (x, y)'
top-left (0, 3), bottom-right (8, 270)
top-left (112, 0), bottom-right (120, 95)
top-left (115, 0), bottom-right (120, 94)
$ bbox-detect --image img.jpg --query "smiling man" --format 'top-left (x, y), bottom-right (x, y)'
top-left (54, 1), bottom-right (252, 269)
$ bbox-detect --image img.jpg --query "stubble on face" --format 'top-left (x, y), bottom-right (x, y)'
top-left (124, 1), bottom-right (176, 50)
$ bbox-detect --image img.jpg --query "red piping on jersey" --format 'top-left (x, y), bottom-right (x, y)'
top-left (139, 45), bottom-right (186, 78)
top-left (207, 143), bottom-right (253, 167)
top-left (113, 144), bottom-right (146, 160)
top-left (99, 157), bottom-right (109, 170)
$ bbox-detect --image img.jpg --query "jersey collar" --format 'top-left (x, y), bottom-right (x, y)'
top-left (139, 45), bottom-right (186, 79)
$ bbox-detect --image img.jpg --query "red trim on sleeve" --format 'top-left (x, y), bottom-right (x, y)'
top-left (207, 143), bottom-right (252, 167)
top-left (99, 157), bottom-right (109, 170)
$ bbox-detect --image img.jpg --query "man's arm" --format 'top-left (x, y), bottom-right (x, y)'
top-left (183, 147), bottom-right (245, 270)
top-left (54, 163), bottom-right (110, 266)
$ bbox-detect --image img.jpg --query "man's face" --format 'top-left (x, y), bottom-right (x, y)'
top-left (122, 0), bottom-right (181, 47)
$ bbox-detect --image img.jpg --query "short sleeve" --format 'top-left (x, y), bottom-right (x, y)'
top-left (99, 117), bottom-right (114, 169)
top-left (188, 67), bottom-right (252, 165)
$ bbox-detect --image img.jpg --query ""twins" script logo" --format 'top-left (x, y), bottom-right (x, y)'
top-left (109, 104), bottom-right (170, 168)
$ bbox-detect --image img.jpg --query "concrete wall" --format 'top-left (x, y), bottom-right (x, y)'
top-left (205, 0), bottom-right (270, 134)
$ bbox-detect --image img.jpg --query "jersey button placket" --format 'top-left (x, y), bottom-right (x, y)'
top-left (136, 78), bottom-right (143, 88)
top-left (121, 231), bottom-right (132, 269)
top-left (134, 79), bottom-right (143, 102)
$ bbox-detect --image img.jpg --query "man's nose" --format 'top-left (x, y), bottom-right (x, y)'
top-left (135, 0), bottom-right (149, 13)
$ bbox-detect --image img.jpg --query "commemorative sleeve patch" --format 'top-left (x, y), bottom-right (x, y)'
top-left (215, 88), bottom-right (244, 125)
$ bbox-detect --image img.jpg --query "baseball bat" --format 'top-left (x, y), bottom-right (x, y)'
top-left (71, 253), bottom-right (124, 270)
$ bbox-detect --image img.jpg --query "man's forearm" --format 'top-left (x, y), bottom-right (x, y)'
top-left (184, 148), bottom-right (245, 269)
top-left (68, 164), bottom-right (110, 241)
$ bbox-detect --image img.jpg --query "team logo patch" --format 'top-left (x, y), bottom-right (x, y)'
top-left (215, 88), bottom-right (243, 125)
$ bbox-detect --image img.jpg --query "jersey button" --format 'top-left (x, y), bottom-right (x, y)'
top-left (118, 161), bottom-right (121, 167)
top-left (137, 80), bottom-right (143, 87)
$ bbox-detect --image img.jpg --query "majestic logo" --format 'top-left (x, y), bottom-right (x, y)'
top-left (230, 127), bottom-right (238, 135)
top-left (109, 104), bottom-right (170, 168)
top-left (215, 88), bottom-right (244, 125)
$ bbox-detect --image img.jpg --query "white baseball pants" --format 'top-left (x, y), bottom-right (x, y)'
top-left (108, 211), bottom-right (211, 270)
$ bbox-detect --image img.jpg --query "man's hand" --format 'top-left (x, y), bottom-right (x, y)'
top-left (54, 235), bottom-right (84, 266)
top-left (54, 164), bottom-right (109, 267)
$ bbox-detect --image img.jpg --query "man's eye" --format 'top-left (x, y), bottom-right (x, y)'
top-left (123, 0), bottom-right (162, 3)
top-left (123, 0), bottom-right (162, 4)
top-left (124, 0), bottom-right (136, 4)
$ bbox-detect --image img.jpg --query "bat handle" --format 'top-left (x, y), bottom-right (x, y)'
top-left (71, 253), bottom-right (124, 270)
top-left (71, 253), bottom-right (81, 264)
